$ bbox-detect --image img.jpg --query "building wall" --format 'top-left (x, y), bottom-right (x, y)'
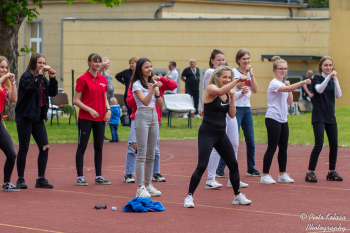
top-left (62, 18), bottom-right (329, 107)
top-left (17, 0), bottom-right (162, 88)
top-left (329, 0), bottom-right (350, 107)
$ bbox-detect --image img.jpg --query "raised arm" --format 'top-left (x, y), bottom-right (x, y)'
top-left (206, 76), bottom-right (247, 97)
top-left (278, 79), bottom-right (311, 92)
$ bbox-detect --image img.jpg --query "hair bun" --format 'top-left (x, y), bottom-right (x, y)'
top-left (271, 56), bottom-right (281, 62)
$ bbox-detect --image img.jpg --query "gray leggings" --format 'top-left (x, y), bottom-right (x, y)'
top-left (135, 108), bottom-right (159, 186)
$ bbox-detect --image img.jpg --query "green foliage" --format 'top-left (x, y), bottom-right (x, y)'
top-left (62, 105), bottom-right (75, 116)
top-left (2, 0), bottom-right (126, 27)
top-left (19, 45), bottom-right (34, 57)
top-left (307, 0), bottom-right (329, 8)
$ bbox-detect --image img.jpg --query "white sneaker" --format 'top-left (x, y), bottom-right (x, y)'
top-left (232, 193), bottom-right (252, 205)
top-left (227, 180), bottom-right (249, 188)
top-left (278, 173), bottom-right (294, 183)
top-left (183, 114), bottom-right (188, 119)
top-left (146, 184), bottom-right (161, 196)
top-left (136, 186), bottom-right (151, 198)
top-left (260, 174), bottom-right (276, 184)
top-left (184, 194), bottom-right (195, 208)
top-left (194, 114), bottom-right (202, 119)
top-left (205, 179), bottom-right (222, 189)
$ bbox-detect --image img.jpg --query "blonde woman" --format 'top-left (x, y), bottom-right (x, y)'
top-left (0, 56), bottom-right (18, 191)
top-left (184, 66), bottom-right (251, 208)
top-left (261, 56), bottom-right (310, 184)
top-left (306, 56), bottom-right (342, 182)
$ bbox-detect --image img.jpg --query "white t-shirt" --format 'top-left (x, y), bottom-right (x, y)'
top-left (203, 69), bottom-right (214, 90)
top-left (233, 68), bottom-right (252, 107)
top-left (265, 78), bottom-right (289, 123)
top-left (132, 80), bottom-right (157, 108)
top-left (167, 69), bottom-right (178, 93)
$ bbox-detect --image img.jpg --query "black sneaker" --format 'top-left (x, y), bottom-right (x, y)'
top-left (152, 173), bottom-right (166, 182)
top-left (104, 136), bottom-right (110, 141)
top-left (124, 174), bottom-right (135, 183)
top-left (109, 140), bottom-right (115, 142)
top-left (3, 182), bottom-right (20, 192)
top-left (305, 172), bottom-right (317, 182)
top-left (35, 178), bottom-right (54, 189)
top-left (95, 176), bottom-right (111, 185)
top-left (16, 177), bottom-right (27, 189)
top-left (216, 170), bottom-right (226, 178)
top-left (326, 171), bottom-right (343, 181)
top-left (247, 169), bottom-right (261, 177)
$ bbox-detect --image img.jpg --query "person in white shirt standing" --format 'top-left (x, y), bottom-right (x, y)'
top-left (165, 61), bottom-right (178, 94)
top-left (260, 56), bottom-right (310, 185)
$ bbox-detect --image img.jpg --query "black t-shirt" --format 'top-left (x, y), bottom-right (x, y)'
top-left (311, 75), bottom-right (336, 124)
top-left (181, 67), bottom-right (200, 91)
top-left (115, 69), bottom-right (133, 94)
top-left (301, 76), bottom-right (313, 100)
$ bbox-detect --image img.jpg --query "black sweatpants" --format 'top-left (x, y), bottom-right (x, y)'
top-left (76, 119), bottom-right (105, 177)
top-left (0, 114), bottom-right (17, 183)
top-left (188, 125), bottom-right (240, 195)
top-left (186, 88), bottom-right (199, 115)
top-left (16, 116), bottom-right (49, 178)
top-left (308, 122), bottom-right (338, 171)
top-left (263, 118), bottom-right (289, 174)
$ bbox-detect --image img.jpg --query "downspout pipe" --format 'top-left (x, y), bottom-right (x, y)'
top-left (289, 7), bottom-right (293, 18)
top-left (154, 1), bottom-right (175, 18)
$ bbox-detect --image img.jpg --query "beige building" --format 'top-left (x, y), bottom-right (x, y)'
top-left (18, 0), bottom-right (348, 108)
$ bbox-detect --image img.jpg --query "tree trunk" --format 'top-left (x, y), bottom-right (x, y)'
top-left (0, 9), bottom-right (24, 121)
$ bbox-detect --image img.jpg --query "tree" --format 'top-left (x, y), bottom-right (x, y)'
top-left (0, 0), bottom-right (126, 120)
top-left (307, 0), bottom-right (329, 8)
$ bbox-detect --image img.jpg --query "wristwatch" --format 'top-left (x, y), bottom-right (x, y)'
top-left (11, 81), bottom-right (16, 85)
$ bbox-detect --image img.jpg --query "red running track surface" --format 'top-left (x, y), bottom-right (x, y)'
top-left (0, 141), bottom-right (349, 233)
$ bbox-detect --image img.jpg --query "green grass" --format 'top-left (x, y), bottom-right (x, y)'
top-left (4, 106), bottom-right (350, 147)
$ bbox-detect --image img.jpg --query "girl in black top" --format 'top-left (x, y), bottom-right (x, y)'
top-left (184, 66), bottom-right (251, 208)
top-left (305, 56), bottom-right (342, 182)
top-left (15, 53), bottom-right (58, 189)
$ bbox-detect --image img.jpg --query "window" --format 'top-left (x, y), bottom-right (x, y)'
top-left (30, 22), bottom-right (43, 55)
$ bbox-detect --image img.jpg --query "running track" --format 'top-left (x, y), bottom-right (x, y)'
top-left (0, 140), bottom-right (349, 233)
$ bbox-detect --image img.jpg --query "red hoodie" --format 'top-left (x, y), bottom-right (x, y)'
top-left (126, 77), bottom-right (178, 124)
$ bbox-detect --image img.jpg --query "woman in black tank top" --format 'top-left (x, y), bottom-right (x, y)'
top-left (184, 66), bottom-right (252, 208)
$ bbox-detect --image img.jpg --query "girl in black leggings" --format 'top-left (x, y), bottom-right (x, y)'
top-left (260, 56), bottom-right (310, 185)
top-left (73, 53), bottom-right (111, 186)
top-left (0, 56), bottom-right (18, 192)
top-left (184, 66), bottom-right (251, 208)
top-left (305, 56), bottom-right (342, 182)
top-left (15, 53), bottom-right (58, 189)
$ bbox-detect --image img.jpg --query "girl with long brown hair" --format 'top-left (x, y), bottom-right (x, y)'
top-left (15, 53), bottom-right (58, 189)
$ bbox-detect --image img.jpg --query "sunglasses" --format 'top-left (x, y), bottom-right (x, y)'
top-left (93, 204), bottom-right (107, 209)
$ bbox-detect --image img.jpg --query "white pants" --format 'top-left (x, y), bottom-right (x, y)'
top-left (207, 114), bottom-right (239, 180)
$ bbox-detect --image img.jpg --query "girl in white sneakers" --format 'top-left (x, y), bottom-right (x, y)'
top-left (203, 49), bottom-right (249, 190)
top-left (261, 56), bottom-right (311, 184)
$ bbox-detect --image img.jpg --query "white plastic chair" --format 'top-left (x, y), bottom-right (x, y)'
top-left (163, 94), bottom-right (195, 128)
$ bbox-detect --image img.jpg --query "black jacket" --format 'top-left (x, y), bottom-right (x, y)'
top-left (115, 69), bottom-right (133, 94)
top-left (15, 71), bottom-right (58, 121)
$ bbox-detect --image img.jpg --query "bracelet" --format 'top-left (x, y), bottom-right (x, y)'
top-left (107, 109), bottom-right (111, 112)
top-left (11, 81), bottom-right (16, 85)
top-left (250, 75), bottom-right (254, 77)
top-left (155, 95), bottom-right (161, 98)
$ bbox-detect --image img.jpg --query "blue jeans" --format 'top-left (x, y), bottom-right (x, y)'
top-left (236, 107), bottom-right (256, 171)
top-left (124, 120), bottom-right (160, 175)
top-left (109, 123), bottom-right (119, 141)
top-left (217, 107), bottom-right (256, 171)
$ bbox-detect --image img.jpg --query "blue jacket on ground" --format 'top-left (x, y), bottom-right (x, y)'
top-left (109, 105), bottom-right (121, 124)
top-left (123, 197), bottom-right (165, 212)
